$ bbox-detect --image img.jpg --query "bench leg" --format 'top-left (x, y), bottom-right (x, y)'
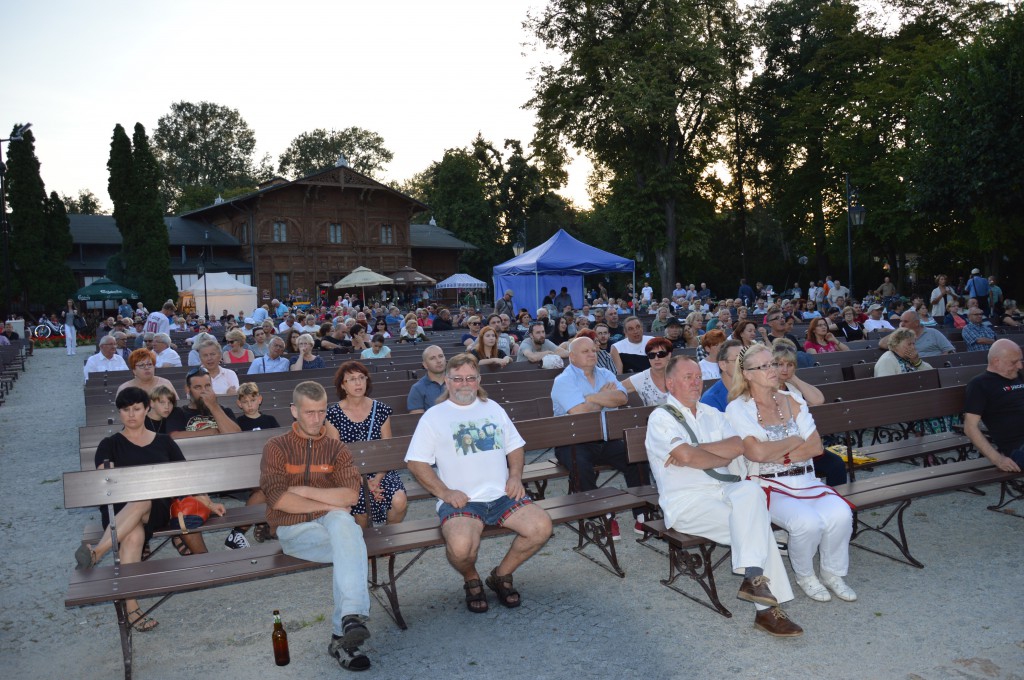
top-left (526, 479), bottom-right (548, 501)
top-left (851, 501), bottom-right (924, 568)
top-left (368, 549), bottom-right (431, 630)
top-left (572, 515), bottom-right (626, 578)
top-left (113, 600), bottom-right (134, 680)
top-left (635, 506), bottom-right (666, 556)
top-left (987, 480), bottom-right (1024, 516)
top-left (661, 541), bottom-right (732, 618)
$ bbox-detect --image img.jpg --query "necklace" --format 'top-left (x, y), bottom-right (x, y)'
top-left (755, 391), bottom-right (785, 426)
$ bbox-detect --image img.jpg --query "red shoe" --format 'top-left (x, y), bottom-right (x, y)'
top-left (609, 518), bottom-right (621, 541)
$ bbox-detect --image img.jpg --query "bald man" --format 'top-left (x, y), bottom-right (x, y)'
top-left (879, 310), bottom-right (954, 357)
top-left (964, 339), bottom-right (1024, 472)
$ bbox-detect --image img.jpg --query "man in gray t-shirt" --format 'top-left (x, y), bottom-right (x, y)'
top-left (516, 322), bottom-right (569, 364)
top-left (881, 310), bottom-right (955, 357)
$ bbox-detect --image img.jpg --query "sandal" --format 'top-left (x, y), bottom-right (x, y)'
top-left (485, 568), bottom-right (521, 608)
top-left (141, 541), bottom-right (152, 561)
top-left (171, 535), bottom-right (192, 556)
top-left (74, 543), bottom-right (97, 570)
top-left (127, 607), bottom-right (158, 633)
top-left (253, 522), bottom-right (274, 543)
top-left (463, 579), bottom-right (489, 613)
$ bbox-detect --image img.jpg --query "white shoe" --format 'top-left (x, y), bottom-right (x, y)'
top-left (820, 571), bottom-right (857, 601)
top-left (796, 574), bottom-right (831, 602)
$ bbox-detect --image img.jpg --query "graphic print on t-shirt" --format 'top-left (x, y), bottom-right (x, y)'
top-left (185, 414), bottom-right (219, 431)
top-left (451, 418), bottom-right (504, 455)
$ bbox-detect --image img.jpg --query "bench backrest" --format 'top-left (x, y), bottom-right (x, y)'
top-left (817, 370), bottom-right (940, 403)
top-left (810, 385), bottom-right (966, 436)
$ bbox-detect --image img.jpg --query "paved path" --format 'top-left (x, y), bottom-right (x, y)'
top-left (1, 347), bottom-right (1022, 679)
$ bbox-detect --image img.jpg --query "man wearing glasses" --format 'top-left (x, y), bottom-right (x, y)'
top-left (962, 309), bottom-right (996, 352)
top-left (83, 335), bottom-right (129, 382)
top-left (406, 354), bottom-right (552, 613)
top-left (152, 333), bottom-right (181, 368)
top-left (461, 316), bottom-right (483, 349)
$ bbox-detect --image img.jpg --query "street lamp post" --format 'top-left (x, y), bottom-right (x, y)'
top-left (197, 259), bottom-right (209, 321)
top-left (1, 123), bottom-right (32, 316)
top-left (845, 172), bottom-right (866, 299)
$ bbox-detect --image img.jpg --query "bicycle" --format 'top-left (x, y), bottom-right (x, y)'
top-left (33, 318), bottom-right (65, 339)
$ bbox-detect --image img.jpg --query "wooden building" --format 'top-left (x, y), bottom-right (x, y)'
top-left (67, 163), bottom-right (477, 304)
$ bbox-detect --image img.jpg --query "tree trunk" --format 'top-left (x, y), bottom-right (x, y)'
top-left (661, 197), bottom-right (678, 300)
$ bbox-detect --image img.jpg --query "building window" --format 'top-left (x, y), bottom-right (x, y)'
top-left (329, 223), bottom-right (343, 244)
top-left (272, 221), bottom-right (287, 242)
top-left (273, 273), bottom-right (289, 299)
top-left (380, 223), bottom-right (394, 245)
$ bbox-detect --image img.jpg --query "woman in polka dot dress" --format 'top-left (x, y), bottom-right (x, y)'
top-left (326, 361), bottom-right (408, 527)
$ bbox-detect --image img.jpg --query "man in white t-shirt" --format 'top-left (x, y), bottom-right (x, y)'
top-left (611, 315), bottom-right (654, 374)
top-left (405, 354), bottom-right (553, 613)
top-left (641, 281), bottom-right (654, 304)
top-left (144, 301), bottom-right (175, 336)
top-left (863, 304), bottom-right (895, 334)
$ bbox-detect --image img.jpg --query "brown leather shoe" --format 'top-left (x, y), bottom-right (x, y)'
top-left (737, 575), bottom-right (778, 606)
top-left (754, 606), bottom-right (804, 637)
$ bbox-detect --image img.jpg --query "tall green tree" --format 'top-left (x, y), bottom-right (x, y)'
top-left (907, 4), bottom-right (1023, 280)
top-left (528, 0), bottom-right (735, 298)
top-left (59, 189), bottom-right (104, 215)
top-left (4, 128), bottom-right (76, 312)
top-left (278, 127), bottom-right (394, 179)
top-left (748, 0), bottom-right (876, 281)
top-left (153, 101), bottom-right (263, 213)
top-left (418, 149), bottom-right (496, 282)
top-left (106, 123), bottom-right (177, 309)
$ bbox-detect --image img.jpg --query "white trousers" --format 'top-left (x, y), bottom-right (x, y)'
top-left (664, 479), bottom-right (794, 604)
top-left (761, 471), bottom-right (852, 578)
top-left (65, 324), bottom-right (77, 354)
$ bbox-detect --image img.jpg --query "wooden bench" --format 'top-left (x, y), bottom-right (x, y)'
top-left (65, 439), bottom-right (644, 679)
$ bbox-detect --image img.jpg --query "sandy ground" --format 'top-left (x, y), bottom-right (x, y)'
top-left (1, 347), bottom-right (1022, 680)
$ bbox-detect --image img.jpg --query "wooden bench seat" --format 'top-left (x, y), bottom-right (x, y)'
top-left (65, 440), bottom-right (642, 679)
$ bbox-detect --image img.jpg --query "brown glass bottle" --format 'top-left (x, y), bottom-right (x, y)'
top-left (272, 610), bottom-right (290, 666)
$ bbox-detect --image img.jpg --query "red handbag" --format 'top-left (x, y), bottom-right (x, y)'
top-left (170, 496), bottom-right (211, 533)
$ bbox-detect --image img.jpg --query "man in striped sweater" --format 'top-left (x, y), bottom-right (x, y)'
top-left (260, 381), bottom-right (372, 671)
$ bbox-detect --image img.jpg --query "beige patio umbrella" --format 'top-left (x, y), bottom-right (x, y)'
top-left (334, 266), bottom-right (393, 305)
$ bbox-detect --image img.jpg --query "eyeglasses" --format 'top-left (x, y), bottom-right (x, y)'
top-left (469, 322), bottom-right (480, 326)
top-left (343, 374), bottom-right (368, 383)
top-left (766, 316), bottom-right (782, 323)
top-left (447, 374), bottom-right (480, 384)
top-left (134, 363), bottom-right (154, 369)
top-left (744, 361), bottom-right (780, 372)
top-left (646, 350), bottom-right (670, 359)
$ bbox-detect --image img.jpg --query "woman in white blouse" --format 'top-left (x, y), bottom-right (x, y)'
top-left (621, 337), bottom-right (671, 406)
top-left (724, 343), bottom-right (856, 604)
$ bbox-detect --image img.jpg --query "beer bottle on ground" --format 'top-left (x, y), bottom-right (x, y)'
top-left (272, 609), bottom-right (290, 666)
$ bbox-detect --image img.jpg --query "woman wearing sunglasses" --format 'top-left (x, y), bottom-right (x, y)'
top-left (621, 337), bottom-right (672, 406)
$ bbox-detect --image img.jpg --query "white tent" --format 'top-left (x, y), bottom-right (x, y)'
top-left (187, 272), bottom-right (258, 319)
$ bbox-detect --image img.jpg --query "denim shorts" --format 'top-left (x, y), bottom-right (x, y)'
top-left (437, 495), bottom-right (532, 527)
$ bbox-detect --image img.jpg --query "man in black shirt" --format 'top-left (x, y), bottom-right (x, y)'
top-left (964, 339), bottom-right (1024, 472)
top-left (173, 368), bottom-right (241, 439)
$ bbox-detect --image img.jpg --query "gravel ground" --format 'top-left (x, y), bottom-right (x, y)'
top-left (1, 347), bottom-right (1022, 679)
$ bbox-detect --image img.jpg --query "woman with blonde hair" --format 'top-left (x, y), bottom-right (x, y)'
top-left (290, 333), bottom-right (325, 371)
top-left (222, 328), bottom-right (254, 364)
top-left (726, 343), bottom-right (856, 604)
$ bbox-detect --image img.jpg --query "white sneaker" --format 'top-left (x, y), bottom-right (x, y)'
top-left (796, 574), bottom-right (831, 602)
top-left (820, 571), bottom-right (857, 601)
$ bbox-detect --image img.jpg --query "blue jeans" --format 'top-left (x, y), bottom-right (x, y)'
top-left (276, 511), bottom-right (369, 635)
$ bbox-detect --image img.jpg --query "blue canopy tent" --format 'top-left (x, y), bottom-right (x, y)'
top-left (492, 230), bottom-right (635, 313)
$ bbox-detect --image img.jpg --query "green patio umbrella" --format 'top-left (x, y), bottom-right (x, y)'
top-left (75, 277), bottom-right (141, 302)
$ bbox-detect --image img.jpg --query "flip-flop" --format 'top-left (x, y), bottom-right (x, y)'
top-left (463, 579), bottom-right (489, 613)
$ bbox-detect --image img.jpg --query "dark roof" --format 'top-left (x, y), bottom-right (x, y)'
top-left (67, 254), bottom-right (252, 274)
top-left (410, 223), bottom-right (478, 250)
top-left (68, 214), bottom-right (240, 247)
top-left (179, 164), bottom-right (428, 217)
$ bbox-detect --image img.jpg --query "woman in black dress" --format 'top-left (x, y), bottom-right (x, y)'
top-left (325, 361), bottom-right (407, 528)
top-left (73, 387), bottom-right (208, 632)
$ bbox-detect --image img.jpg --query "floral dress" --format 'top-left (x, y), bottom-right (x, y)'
top-left (326, 400), bottom-right (404, 524)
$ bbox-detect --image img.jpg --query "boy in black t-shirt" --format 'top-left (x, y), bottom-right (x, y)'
top-left (236, 382), bottom-right (281, 432)
top-left (145, 385), bottom-right (187, 434)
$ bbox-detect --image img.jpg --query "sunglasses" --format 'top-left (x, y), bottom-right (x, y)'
top-left (186, 367), bottom-right (209, 379)
top-left (646, 350), bottom-right (670, 360)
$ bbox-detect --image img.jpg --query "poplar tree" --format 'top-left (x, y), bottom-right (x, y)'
top-left (4, 128), bottom-right (76, 310)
